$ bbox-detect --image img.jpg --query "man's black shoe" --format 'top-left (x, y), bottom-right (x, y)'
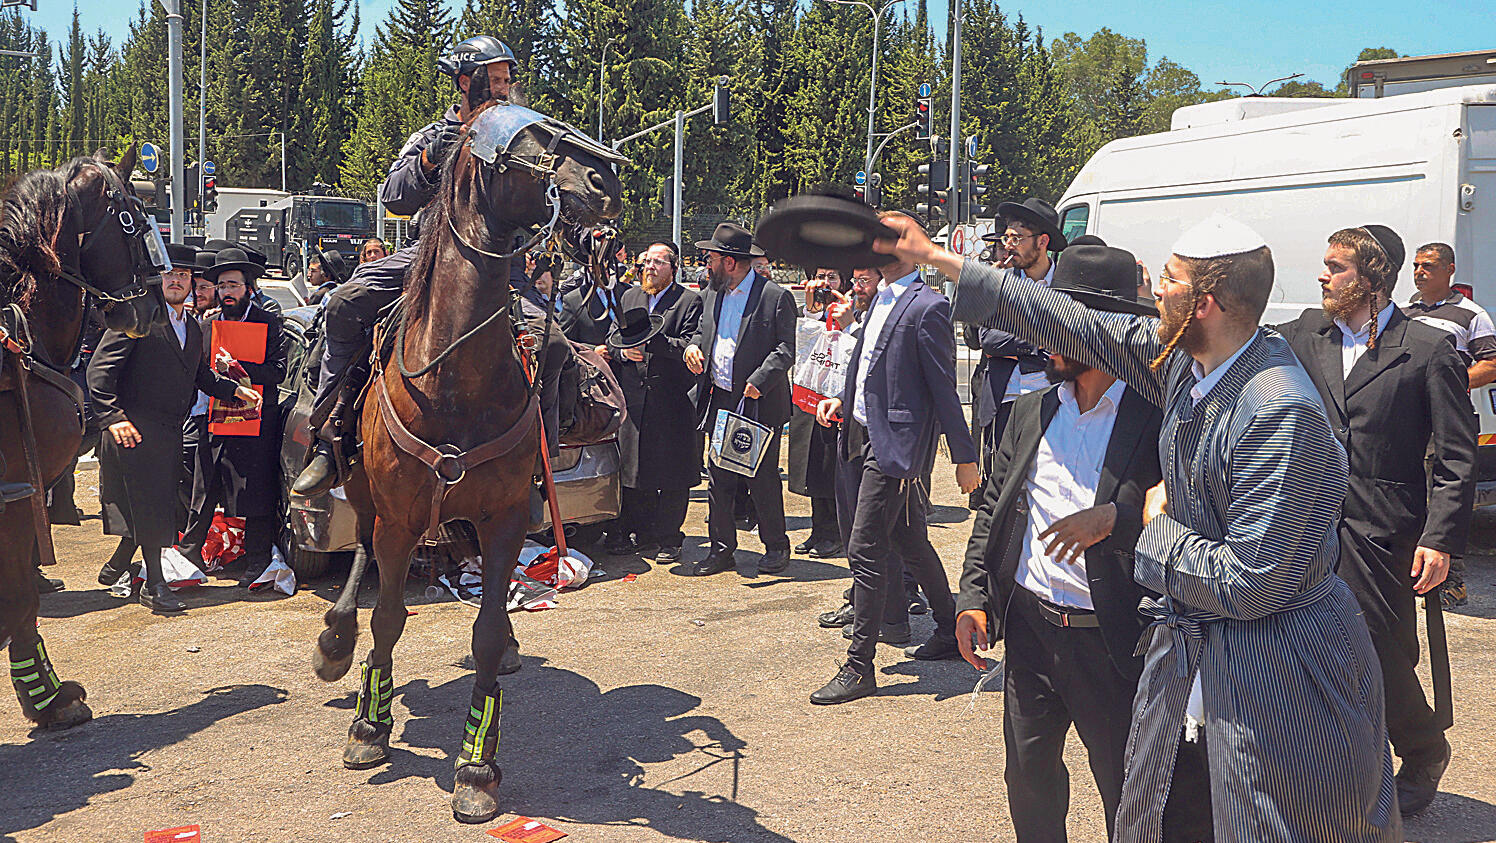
top-left (604, 532), bottom-right (637, 555)
top-left (292, 445), bottom-right (338, 497)
top-left (794, 538), bottom-right (817, 554)
top-left (655, 545), bottom-right (682, 564)
top-left (810, 664), bottom-right (876, 705)
top-left (238, 559), bottom-right (271, 588)
top-left (905, 635), bottom-right (961, 661)
top-left (807, 540), bottom-right (844, 559)
top-left (140, 583), bottom-right (186, 614)
top-left (818, 603), bottom-right (855, 628)
top-left (757, 549), bottom-right (789, 574)
top-left (35, 569), bottom-right (64, 594)
top-left (98, 557), bottom-right (135, 587)
top-left (1396, 737), bottom-right (1451, 816)
top-left (906, 586), bottom-right (929, 615)
top-left (842, 622), bottom-right (912, 646)
top-left (687, 553), bottom-right (736, 577)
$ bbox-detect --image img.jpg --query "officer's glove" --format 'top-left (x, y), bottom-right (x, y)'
top-left (422, 125), bottom-right (462, 174)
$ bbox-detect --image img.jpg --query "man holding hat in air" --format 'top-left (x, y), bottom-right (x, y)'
top-left (1274, 225), bottom-right (1474, 816)
top-left (874, 212), bottom-right (1398, 841)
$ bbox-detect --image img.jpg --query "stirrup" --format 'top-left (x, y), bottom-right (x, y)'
top-left (0, 481), bottom-right (35, 504)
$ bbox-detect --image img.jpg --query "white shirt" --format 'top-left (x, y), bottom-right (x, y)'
top-left (1002, 260), bottom-right (1056, 403)
top-left (1334, 302), bottom-right (1395, 380)
top-left (852, 270), bottom-right (917, 425)
top-left (710, 270), bottom-right (755, 391)
top-left (1016, 378), bottom-right (1126, 609)
top-left (1189, 332), bottom-right (1257, 406)
top-left (167, 305), bottom-right (188, 349)
top-left (648, 284), bottom-right (672, 313)
top-left (1405, 290), bottom-right (1496, 361)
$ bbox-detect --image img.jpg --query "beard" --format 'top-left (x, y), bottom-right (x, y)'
top-left (1323, 276), bottom-right (1373, 322)
top-left (707, 263), bottom-right (728, 291)
top-left (1044, 356), bottom-right (1090, 383)
top-left (1155, 292), bottom-right (1199, 352)
top-left (221, 294), bottom-right (249, 317)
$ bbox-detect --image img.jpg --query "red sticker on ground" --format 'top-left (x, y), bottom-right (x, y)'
top-left (488, 816), bottom-right (566, 842)
top-left (144, 826), bottom-right (201, 843)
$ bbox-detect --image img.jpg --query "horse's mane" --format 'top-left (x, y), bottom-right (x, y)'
top-left (0, 156), bottom-right (97, 310)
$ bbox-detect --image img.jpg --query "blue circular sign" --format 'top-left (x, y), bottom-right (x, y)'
top-left (918, 82), bottom-right (932, 98)
top-left (854, 171), bottom-right (867, 185)
top-left (140, 142), bottom-right (160, 174)
top-left (203, 160), bottom-right (216, 176)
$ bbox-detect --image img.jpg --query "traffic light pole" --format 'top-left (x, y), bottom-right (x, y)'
top-left (948, 0), bottom-right (961, 222)
top-left (868, 121), bottom-right (917, 172)
top-left (161, 0), bottom-right (185, 243)
top-left (612, 80), bottom-right (730, 249)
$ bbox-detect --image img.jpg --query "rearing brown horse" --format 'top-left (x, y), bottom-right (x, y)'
top-left (1, 147), bottom-right (167, 731)
top-left (312, 103), bottom-right (623, 823)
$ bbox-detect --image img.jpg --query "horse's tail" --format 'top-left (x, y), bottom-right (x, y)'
top-left (313, 542), bottom-right (372, 681)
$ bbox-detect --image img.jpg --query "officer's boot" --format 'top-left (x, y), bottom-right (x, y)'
top-left (292, 393), bottom-right (351, 497)
top-left (0, 446), bottom-right (36, 514)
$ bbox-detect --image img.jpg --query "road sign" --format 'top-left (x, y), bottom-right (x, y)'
top-left (918, 82), bottom-right (931, 98)
top-left (854, 171), bottom-right (867, 185)
top-left (967, 135), bottom-right (979, 157)
top-left (140, 142), bottom-right (160, 174)
top-left (203, 160), bottom-right (215, 176)
top-left (951, 226), bottom-right (966, 256)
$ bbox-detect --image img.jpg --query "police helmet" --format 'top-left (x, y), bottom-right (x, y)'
top-left (439, 36), bottom-right (518, 80)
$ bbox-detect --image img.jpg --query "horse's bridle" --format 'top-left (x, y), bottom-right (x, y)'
top-left (61, 161), bottom-right (167, 306)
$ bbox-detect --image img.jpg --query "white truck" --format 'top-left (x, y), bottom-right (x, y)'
top-left (1052, 67), bottom-right (1496, 502)
top-left (205, 187), bottom-right (291, 241)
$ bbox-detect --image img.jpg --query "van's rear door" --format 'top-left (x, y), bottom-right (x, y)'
top-left (1460, 105), bottom-right (1496, 502)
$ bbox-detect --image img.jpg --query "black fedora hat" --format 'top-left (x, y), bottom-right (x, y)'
top-left (165, 242), bottom-right (197, 270)
top-left (313, 248), bottom-right (351, 284)
top-left (192, 250), bottom-right (218, 273)
top-left (203, 247), bottom-right (265, 283)
top-left (607, 287), bottom-right (665, 350)
top-left (994, 197), bottom-right (1067, 251)
top-left (1051, 245), bottom-right (1155, 316)
top-left (204, 238), bottom-right (268, 267)
top-left (695, 222), bottom-right (765, 258)
top-left (754, 194), bottom-right (897, 273)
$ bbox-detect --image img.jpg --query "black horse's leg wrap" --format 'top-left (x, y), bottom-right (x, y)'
top-left (11, 637), bottom-right (66, 719)
top-left (344, 659), bottom-right (393, 769)
top-left (456, 682), bottom-right (503, 768)
top-left (353, 659), bottom-right (394, 726)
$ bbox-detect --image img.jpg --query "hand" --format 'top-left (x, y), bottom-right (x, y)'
top-left (623, 346), bottom-right (645, 362)
top-left (955, 609), bottom-right (990, 671)
top-left (421, 124), bottom-right (462, 173)
top-left (956, 462), bottom-right (980, 495)
top-left (1411, 546), bottom-right (1451, 594)
top-left (234, 385), bottom-right (262, 410)
top-left (743, 383), bottom-right (762, 400)
top-left (684, 344), bottom-right (705, 374)
top-left (827, 292), bottom-right (855, 330)
top-left (803, 279), bottom-right (829, 314)
top-left (1039, 503), bottom-right (1117, 565)
top-left (816, 397), bottom-right (842, 427)
top-left (108, 420), bottom-right (141, 448)
top-left (1143, 481), bottom-right (1168, 526)
top-left (594, 344), bottom-right (609, 357)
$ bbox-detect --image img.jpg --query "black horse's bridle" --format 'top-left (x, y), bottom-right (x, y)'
top-left (59, 161), bottom-right (166, 306)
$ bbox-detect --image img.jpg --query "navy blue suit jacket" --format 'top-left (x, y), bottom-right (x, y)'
top-left (840, 276), bottom-right (978, 478)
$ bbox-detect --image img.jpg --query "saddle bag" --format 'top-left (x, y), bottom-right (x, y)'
top-left (560, 342), bottom-right (625, 446)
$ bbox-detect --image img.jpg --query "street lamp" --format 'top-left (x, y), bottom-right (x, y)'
top-left (598, 38), bottom-right (613, 140)
top-left (825, 0), bottom-right (906, 174)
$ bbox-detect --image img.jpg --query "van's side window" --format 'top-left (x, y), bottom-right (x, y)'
top-left (1060, 205), bottom-right (1089, 244)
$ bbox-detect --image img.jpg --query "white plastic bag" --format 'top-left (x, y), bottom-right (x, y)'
top-left (792, 317), bottom-right (855, 413)
top-left (249, 546), bottom-right (298, 596)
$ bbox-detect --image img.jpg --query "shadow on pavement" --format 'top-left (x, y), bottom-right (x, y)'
top-left (0, 684), bottom-right (289, 841)
top-left (1404, 791), bottom-right (1496, 843)
top-left (38, 580), bottom-right (271, 620)
top-left (337, 658), bottom-right (792, 841)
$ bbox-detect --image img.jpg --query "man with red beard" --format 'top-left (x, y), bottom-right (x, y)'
top-left (1274, 225), bottom-right (1475, 816)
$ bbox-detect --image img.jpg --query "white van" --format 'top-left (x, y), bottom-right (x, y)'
top-left (1054, 83), bottom-right (1496, 503)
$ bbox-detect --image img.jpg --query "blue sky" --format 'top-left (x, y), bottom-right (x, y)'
top-left (25, 0), bottom-right (1496, 92)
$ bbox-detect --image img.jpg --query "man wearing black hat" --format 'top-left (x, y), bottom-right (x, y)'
top-left (294, 35), bottom-right (518, 496)
top-left (967, 199), bottom-right (1065, 499)
top-left (955, 243), bottom-right (1166, 839)
top-left (175, 248), bottom-right (291, 589)
top-left (1274, 225), bottom-right (1476, 816)
top-left (203, 240), bottom-right (281, 315)
top-left (683, 222), bottom-right (797, 576)
top-left (607, 243), bottom-right (704, 561)
top-left (90, 242), bottom-right (260, 613)
top-left (306, 248), bottom-right (351, 306)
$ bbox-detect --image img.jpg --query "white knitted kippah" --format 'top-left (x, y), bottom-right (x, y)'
top-left (1170, 214), bottom-right (1268, 260)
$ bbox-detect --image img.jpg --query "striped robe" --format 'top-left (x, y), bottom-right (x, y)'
top-left (953, 260), bottom-right (1399, 843)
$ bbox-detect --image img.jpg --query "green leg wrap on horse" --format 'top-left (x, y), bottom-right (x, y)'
top-left (11, 638), bottom-right (64, 718)
top-left (353, 660), bottom-right (394, 726)
top-left (456, 684), bottom-right (503, 768)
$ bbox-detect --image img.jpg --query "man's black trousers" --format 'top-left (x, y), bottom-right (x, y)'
top-left (622, 486), bottom-right (691, 549)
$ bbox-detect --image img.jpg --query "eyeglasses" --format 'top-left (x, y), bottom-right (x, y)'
top-left (1157, 270), bottom-right (1190, 288)
top-left (997, 233), bottom-right (1038, 246)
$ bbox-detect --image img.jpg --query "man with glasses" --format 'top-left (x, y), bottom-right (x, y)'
top-left (174, 248), bottom-right (290, 591)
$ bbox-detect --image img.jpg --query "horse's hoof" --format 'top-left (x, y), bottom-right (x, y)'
top-left (452, 762), bottom-right (502, 824)
top-left (42, 699), bottom-right (92, 731)
top-left (496, 646), bottom-right (522, 676)
top-left (314, 647), bottom-right (354, 682)
top-left (343, 720), bottom-right (391, 770)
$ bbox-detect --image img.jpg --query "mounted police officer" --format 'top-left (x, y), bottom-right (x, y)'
top-left (294, 35), bottom-right (518, 496)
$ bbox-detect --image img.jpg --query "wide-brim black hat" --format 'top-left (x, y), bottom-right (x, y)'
top-left (995, 197), bottom-right (1067, 251)
top-left (165, 242), bottom-right (197, 270)
top-left (203, 247), bottom-right (265, 282)
top-left (695, 221), bottom-right (765, 257)
top-left (1051, 244), bottom-right (1155, 316)
top-left (754, 195), bottom-right (897, 273)
top-left (607, 287), bottom-right (666, 350)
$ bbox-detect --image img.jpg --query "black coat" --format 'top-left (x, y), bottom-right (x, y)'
top-left (611, 283), bottom-right (704, 490)
top-left (559, 285), bottom-right (625, 346)
top-left (963, 323), bottom-right (1046, 430)
top-left (689, 270), bottom-right (797, 430)
top-left (191, 302), bottom-right (290, 518)
top-left (88, 315), bottom-right (239, 546)
top-left (787, 406), bottom-right (837, 498)
top-left (956, 383), bottom-right (1163, 679)
top-left (1274, 308), bottom-right (1476, 640)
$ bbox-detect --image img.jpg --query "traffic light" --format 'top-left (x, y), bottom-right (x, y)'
top-left (203, 175), bottom-right (218, 213)
top-left (866, 172), bottom-right (882, 209)
top-left (184, 163), bottom-right (200, 213)
top-left (712, 78), bottom-right (730, 125)
top-left (915, 95), bottom-right (932, 140)
top-left (967, 162), bottom-right (991, 221)
top-left (852, 185), bottom-right (867, 204)
top-left (916, 159), bottom-right (949, 222)
top-left (662, 175), bottom-right (675, 218)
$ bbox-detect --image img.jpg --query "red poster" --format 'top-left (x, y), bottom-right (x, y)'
top-left (208, 320), bottom-right (267, 437)
top-left (487, 817), bottom-right (567, 842)
top-left (144, 826), bottom-right (201, 843)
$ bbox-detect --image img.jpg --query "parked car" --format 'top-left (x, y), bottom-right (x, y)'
top-left (276, 305), bottom-right (621, 578)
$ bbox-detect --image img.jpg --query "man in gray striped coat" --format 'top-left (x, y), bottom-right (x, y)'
top-left (875, 213), bottom-right (1399, 842)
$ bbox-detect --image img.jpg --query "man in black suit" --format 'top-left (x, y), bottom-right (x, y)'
top-left (607, 243), bottom-right (704, 564)
top-left (1275, 225), bottom-right (1475, 816)
top-left (559, 276), bottom-right (625, 348)
top-left (809, 214), bottom-right (980, 705)
top-left (90, 243), bottom-right (259, 613)
top-left (684, 222), bottom-right (797, 576)
top-left (956, 244), bottom-right (1169, 840)
top-left (176, 248), bottom-right (290, 589)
